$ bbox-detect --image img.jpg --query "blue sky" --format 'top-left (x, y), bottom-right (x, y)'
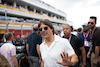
top-left (41, 0), bottom-right (100, 29)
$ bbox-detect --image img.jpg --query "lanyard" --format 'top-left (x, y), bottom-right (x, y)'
top-left (83, 31), bottom-right (89, 39)
top-left (6, 41), bottom-right (12, 44)
top-left (90, 27), bottom-right (96, 39)
top-left (64, 34), bottom-right (72, 42)
top-left (68, 34), bottom-right (72, 42)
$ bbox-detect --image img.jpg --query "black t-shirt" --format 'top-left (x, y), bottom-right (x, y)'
top-left (92, 27), bottom-right (100, 53)
top-left (0, 41), bottom-right (5, 47)
top-left (21, 39), bottom-right (27, 45)
top-left (63, 35), bottom-right (83, 57)
top-left (27, 33), bottom-right (42, 57)
top-left (13, 39), bottom-right (22, 46)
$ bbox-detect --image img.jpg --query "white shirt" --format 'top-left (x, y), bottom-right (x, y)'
top-left (71, 31), bottom-right (78, 36)
top-left (40, 34), bottom-right (75, 67)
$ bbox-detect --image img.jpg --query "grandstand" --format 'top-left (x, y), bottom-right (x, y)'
top-left (0, 0), bottom-right (67, 38)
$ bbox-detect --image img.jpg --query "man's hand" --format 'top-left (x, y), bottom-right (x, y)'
top-left (56, 52), bottom-right (72, 66)
top-left (93, 58), bottom-right (98, 65)
top-left (87, 52), bottom-right (91, 58)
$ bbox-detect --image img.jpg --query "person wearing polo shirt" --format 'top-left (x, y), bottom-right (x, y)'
top-left (38, 19), bottom-right (79, 67)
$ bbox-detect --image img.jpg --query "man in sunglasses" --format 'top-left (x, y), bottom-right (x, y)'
top-left (78, 24), bottom-right (91, 67)
top-left (26, 24), bottom-right (42, 67)
top-left (38, 19), bottom-right (79, 67)
top-left (87, 16), bottom-right (100, 67)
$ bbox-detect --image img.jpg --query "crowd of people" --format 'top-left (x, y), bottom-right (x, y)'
top-left (0, 16), bottom-right (100, 67)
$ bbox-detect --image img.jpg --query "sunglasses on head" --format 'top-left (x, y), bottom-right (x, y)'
top-left (39, 27), bottom-right (48, 31)
top-left (33, 28), bottom-right (38, 31)
top-left (88, 22), bottom-right (94, 25)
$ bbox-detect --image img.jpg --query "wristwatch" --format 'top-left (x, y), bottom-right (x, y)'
top-left (82, 63), bottom-right (86, 66)
top-left (71, 61), bottom-right (74, 66)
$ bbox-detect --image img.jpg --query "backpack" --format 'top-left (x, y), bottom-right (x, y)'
top-left (16, 54), bottom-right (30, 67)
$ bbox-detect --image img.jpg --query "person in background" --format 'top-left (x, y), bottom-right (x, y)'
top-left (25, 32), bottom-right (30, 39)
top-left (26, 24), bottom-right (42, 67)
top-left (0, 32), bottom-right (18, 67)
top-left (0, 34), bottom-right (5, 47)
top-left (21, 35), bottom-right (28, 54)
top-left (21, 35), bottom-right (27, 46)
top-left (38, 19), bottom-right (78, 67)
top-left (57, 30), bottom-right (61, 37)
top-left (70, 26), bottom-right (78, 36)
top-left (63, 24), bottom-right (86, 67)
top-left (78, 24), bottom-right (91, 67)
top-left (13, 35), bottom-right (21, 46)
top-left (87, 16), bottom-right (100, 67)
top-left (77, 28), bottom-right (83, 35)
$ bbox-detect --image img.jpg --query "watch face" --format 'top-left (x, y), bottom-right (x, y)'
top-left (82, 63), bottom-right (86, 66)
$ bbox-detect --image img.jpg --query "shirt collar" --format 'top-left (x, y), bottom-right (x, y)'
top-left (43, 34), bottom-right (61, 45)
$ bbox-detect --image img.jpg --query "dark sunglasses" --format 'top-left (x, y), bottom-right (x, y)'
top-left (88, 22), bottom-right (94, 25)
top-left (83, 25), bottom-right (87, 28)
top-left (33, 28), bottom-right (38, 31)
top-left (39, 27), bottom-right (48, 31)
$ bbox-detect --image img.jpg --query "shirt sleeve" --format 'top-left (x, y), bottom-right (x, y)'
top-left (37, 35), bottom-right (42, 45)
top-left (76, 37), bottom-right (84, 48)
top-left (10, 46), bottom-right (16, 56)
top-left (64, 39), bottom-right (75, 56)
top-left (93, 28), bottom-right (100, 46)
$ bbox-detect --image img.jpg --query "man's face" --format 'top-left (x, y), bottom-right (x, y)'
top-left (83, 26), bottom-right (89, 32)
top-left (16, 35), bottom-right (20, 39)
top-left (39, 23), bottom-right (53, 39)
top-left (88, 19), bottom-right (96, 29)
top-left (63, 25), bottom-right (71, 36)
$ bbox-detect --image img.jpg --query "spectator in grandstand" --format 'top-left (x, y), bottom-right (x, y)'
top-left (62, 24), bottom-right (86, 67)
top-left (77, 28), bottom-right (83, 35)
top-left (0, 32), bottom-right (18, 67)
top-left (38, 19), bottom-right (78, 67)
top-left (87, 16), bottom-right (100, 67)
top-left (26, 24), bottom-right (42, 67)
top-left (13, 35), bottom-right (21, 46)
top-left (78, 24), bottom-right (91, 67)
top-left (0, 34), bottom-right (5, 47)
top-left (70, 26), bottom-right (78, 36)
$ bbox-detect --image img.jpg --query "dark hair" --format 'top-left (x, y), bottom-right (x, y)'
top-left (38, 19), bottom-right (55, 35)
top-left (77, 28), bottom-right (82, 32)
top-left (0, 34), bottom-right (4, 41)
top-left (5, 32), bottom-right (13, 40)
top-left (70, 26), bottom-right (73, 31)
top-left (90, 16), bottom-right (97, 23)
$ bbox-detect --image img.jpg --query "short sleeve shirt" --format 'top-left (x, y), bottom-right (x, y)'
top-left (0, 43), bottom-right (16, 67)
top-left (27, 33), bottom-right (42, 57)
top-left (40, 34), bottom-right (75, 67)
top-left (92, 27), bottom-right (100, 53)
top-left (63, 35), bottom-right (83, 57)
